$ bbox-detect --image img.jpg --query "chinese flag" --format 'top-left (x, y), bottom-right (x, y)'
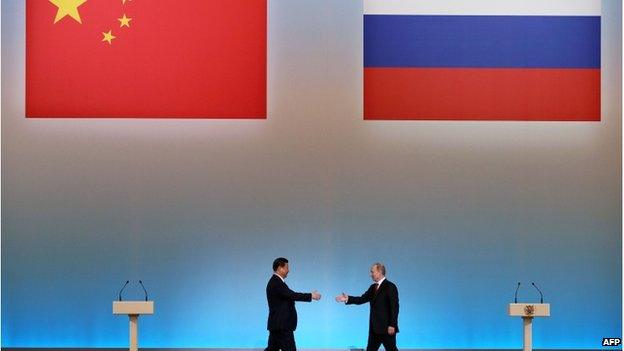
top-left (26, 0), bottom-right (267, 118)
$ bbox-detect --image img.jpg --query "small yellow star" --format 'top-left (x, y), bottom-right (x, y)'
top-left (122, 0), bottom-right (132, 4)
top-left (49, 0), bottom-right (87, 24)
top-left (102, 30), bottom-right (116, 45)
top-left (118, 14), bottom-right (132, 28)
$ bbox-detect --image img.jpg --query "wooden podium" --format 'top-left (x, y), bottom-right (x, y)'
top-left (113, 301), bottom-right (154, 351)
top-left (508, 303), bottom-right (550, 351)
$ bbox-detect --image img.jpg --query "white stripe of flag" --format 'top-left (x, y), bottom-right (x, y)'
top-left (364, 0), bottom-right (601, 16)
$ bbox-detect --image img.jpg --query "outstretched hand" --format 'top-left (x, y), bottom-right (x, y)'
top-left (311, 290), bottom-right (321, 301)
top-left (335, 292), bottom-right (348, 303)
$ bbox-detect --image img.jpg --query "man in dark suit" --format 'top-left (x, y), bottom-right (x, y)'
top-left (266, 257), bottom-right (321, 351)
top-left (335, 263), bottom-right (399, 351)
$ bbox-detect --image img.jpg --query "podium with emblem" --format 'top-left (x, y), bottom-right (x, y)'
top-left (508, 303), bottom-right (550, 351)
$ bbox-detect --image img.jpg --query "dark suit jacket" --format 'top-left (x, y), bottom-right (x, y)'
top-left (266, 274), bottom-right (312, 331)
top-left (346, 279), bottom-right (399, 334)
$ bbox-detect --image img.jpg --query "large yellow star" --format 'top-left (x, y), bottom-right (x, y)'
top-left (118, 14), bottom-right (132, 28)
top-left (49, 0), bottom-right (87, 24)
top-left (102, 30), bottom-right (116, 45)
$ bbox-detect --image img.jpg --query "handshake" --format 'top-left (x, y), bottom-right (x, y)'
top-left (308, 291), bottom-right (348, 302)
top-left (269, 259), bottom-right (399, 346)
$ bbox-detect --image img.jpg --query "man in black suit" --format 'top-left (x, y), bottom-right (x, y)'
top-left (335, 263), bottom-right (399, 351)
top-left (265, 257), bottom-right (321, 351)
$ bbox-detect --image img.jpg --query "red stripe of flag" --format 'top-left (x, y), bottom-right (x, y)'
top-left (364, 68), bottom-right (600, 121)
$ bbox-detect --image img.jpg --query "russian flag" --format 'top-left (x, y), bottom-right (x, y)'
top-left (363, 0), bottom-right (601, 121)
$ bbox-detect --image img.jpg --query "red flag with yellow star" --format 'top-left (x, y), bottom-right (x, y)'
top-left (26, 0), bottom-right (267, 118)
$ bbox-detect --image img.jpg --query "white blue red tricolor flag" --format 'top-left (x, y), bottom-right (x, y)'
top-left (363, 0), bottom-right (601, 121)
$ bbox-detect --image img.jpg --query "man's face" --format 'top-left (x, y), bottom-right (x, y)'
top-left (277, 263), bottom-right (290, 278)
top-left (370, 265), bottom-right (383, 282)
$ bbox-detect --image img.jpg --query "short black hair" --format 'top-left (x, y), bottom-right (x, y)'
top-left (273, 257), bottom-right (288, 272)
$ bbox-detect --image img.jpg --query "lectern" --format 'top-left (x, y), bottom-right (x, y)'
top-left (508, 303), bottom-right (550, 351)
top-left (113, 301), bottom-right (154, 351)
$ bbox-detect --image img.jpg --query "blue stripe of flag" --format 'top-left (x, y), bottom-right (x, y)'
top-left (364, 15), bottom-right (600, 68)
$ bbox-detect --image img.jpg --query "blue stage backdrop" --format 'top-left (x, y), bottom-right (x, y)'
top-left (2, 0), bottom-right (621, 349)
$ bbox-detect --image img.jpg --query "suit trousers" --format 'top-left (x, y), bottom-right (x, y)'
top-left (366, 331), bottom-right (398, 351)
top-left (265, 330), bottom-right (296, 351)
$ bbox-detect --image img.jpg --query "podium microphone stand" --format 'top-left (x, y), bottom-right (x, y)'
top-left (113, 300), bottom-right (154, 351)
top-left (508, 283), bottom-right (550, 351)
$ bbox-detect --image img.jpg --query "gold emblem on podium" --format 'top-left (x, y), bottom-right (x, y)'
top-left (524, 305), bottom-right (535, 316)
